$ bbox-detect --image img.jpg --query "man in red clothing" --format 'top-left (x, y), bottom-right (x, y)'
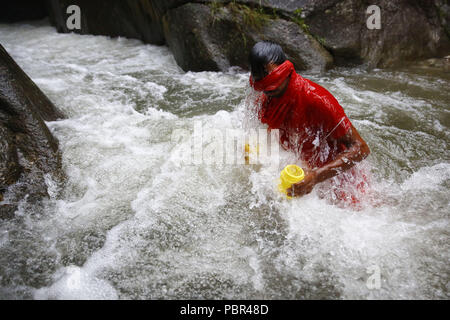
top-left (249, 41), bottom-right (370, 199)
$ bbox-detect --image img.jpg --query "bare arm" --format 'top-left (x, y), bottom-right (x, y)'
top-left (287, 123), bottom-right (370, 197)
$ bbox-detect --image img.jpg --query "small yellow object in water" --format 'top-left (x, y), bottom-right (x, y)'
top-left (278, 165), bottom-right (305, 199)
top-left (244, 143), bottom-right (259, 164)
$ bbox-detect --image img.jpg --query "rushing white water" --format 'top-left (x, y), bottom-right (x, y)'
top-left (0, 20), bottom-right (448, 299)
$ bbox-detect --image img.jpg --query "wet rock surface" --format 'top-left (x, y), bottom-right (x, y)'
top-left (0, 44), bottom-right (64, 218)
top-left (40, 0), bottom-right (450, 71)
top-left (44, 0), bottom-right (188, 45)
top-left (163, 2), bottom-right (332, 72)
top-left (305, 0), bottom-right (450, 67)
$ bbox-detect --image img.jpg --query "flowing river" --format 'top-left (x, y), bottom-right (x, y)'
top-left (0, 20), bottom-right (449, 300)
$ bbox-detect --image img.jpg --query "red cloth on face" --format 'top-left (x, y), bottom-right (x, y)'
top-left (250, 60), bottom-right (352, 168)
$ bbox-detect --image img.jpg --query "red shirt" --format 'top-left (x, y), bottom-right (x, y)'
top-left (260, 72), bottom-right (352, 168)
top-left (252, 61), bottom-right (367, 208)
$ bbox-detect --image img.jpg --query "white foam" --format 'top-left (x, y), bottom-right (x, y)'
top-left (34, 266), bottom-right (118, 300)
top-left (401, 163), bottom-right (450, 191)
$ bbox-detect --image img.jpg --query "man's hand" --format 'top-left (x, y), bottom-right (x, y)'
top-left (285, 124), bottom-right (370, 198)
top-left (286, 170), bottom-right (317, 198)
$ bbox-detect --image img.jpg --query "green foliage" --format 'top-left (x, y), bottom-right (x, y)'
top-left (209, 1), bottom-right (224, 25)
top-left (228, 1), bottom-right (271, 29)
top-left (208, 0), bottom-right (277, 47)
top-left (207, 1), bottom-right (327, 50)
top-left (209, 2), bottom-right (313, 36)
top-left (271, 8), bottom-right (280, 19)
top-left (291, 7), bottom-right (310, 33)
top-left (293, 8), bottom-right (302, 16)
top-left (317, 36), bottom-right (326, 47)
top-left (209, 1), bottom-right (276, 30)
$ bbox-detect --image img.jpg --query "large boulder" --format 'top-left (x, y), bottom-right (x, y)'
top-left (43, 0), bottom-right (333, 71)
top-left (192, 0), bottom-right (338, 15)
top-left (44, 0), bottom-right (189, 45)
top-left (43, 0), bottom-right (311, 43)
top-left (163, 0), bottom-right (449, 69)
top-left (0, 44), bottom-right (64, 219)
top-left (305, 0), bottom-right (450, 67)
top-left (41, 0), bottom-right (450, 70)
top-left (162, 2), bottom-right (333, 72)
top-left (433, 0), bottom-right (449, 38)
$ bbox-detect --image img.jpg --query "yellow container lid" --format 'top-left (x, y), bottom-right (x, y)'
top-left (279, 165), bottom-right (305, 199)
top-left (281, 165), bottom-right (304, 184)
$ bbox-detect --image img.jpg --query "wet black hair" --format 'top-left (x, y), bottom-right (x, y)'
top-left (249, 41), bottom-right (287, 81)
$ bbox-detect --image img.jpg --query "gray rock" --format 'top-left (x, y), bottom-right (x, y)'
top-left (43, 0), bottom-right (332, 56)
top-left (0, 125), bottom-right (20, 188)
top-left (434, 0), bottom-right (449, 38)
top-left (192, 0), bottom-right (339, 16)
top-left (44, 0), bottom-right (191, 45)
top-left (416, 56), bottom-right (450, 71)
top-left (0, 44), bottom-right (64, 217)
top-left (162, 3), bottom-right (230, 72)
top-left (163, 2), bottom-right (333, 72)
top-left (36, 0), bottom-right (450, 70)
top-left (306, 0), bottom-right (450, 67)
top-left (257, 18), bottom-right (333, 72)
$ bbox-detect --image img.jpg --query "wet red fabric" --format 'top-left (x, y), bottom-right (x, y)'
top-left (250, 59), bottom-right (295, 92)
top-left (250, 60), bottom-right (370, 208)
top-left (250, 60), bottom-right (352, 168)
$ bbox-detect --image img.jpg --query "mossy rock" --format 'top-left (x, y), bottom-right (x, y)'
top-left (163, 2), bottom-right (333, 72)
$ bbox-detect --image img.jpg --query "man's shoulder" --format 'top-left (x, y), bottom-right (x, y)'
top-left (301, 79), bottom-right (344, 114)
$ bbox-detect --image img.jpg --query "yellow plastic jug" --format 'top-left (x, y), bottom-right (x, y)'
top-left (278, 165), bottom-right (305, 198)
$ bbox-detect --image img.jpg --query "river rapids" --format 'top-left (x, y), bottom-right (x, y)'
top-left (0, 21), bottom-right (449, 299)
